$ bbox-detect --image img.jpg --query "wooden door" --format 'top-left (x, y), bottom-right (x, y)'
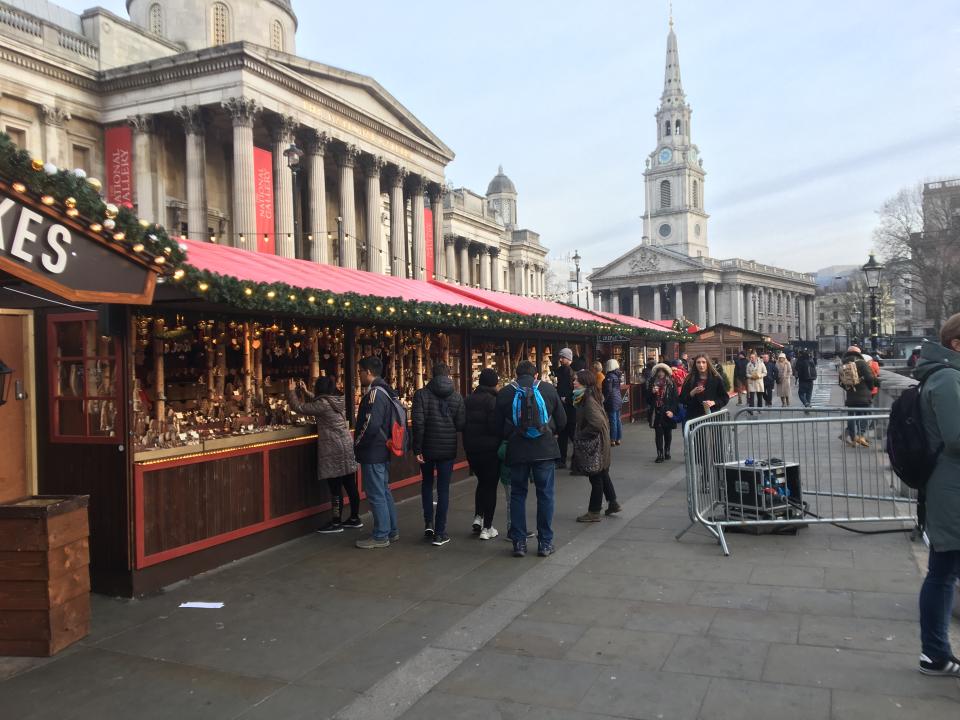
top-left (0, 313), bottom-right (33, 502)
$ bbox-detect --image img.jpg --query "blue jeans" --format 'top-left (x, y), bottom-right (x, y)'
top-left (361, 463), bottom-right (397, 541)
top-left (420, 459), bottom-right (453, 536)
top-left (919, 547), bottom-right (960, 660)
top-left (845, 409), bottom-right (868, 438)
top-left (508, 460), bottom-right (555, 546)
top-left (798, 381), bottom-right (813, 407)
top-left (608, 410), bottom-right (622, 441)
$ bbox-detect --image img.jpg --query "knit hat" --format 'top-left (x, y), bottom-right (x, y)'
top-left (478, 368), bottom-right (499, 387)
top-left (846, 345), bottom-right (861, 354)
top-left (778, 352), bottom-right (787, 360)
top-left (605, 358), bottom-right (620, 372)
top-left (559, 347), bottom-right (573, 361)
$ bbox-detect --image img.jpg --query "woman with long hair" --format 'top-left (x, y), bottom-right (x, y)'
top-left (646, 362), bottom-right (679, 462)
top-left (573, 370), bottom-right (620, 522)
top-left (287, 375), bottom-right (362, 533)
top-left (679, 354), bottom-right (730, 422)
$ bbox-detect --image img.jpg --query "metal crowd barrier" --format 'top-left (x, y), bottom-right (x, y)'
top-left (677, 407), bottom-right (917, 555)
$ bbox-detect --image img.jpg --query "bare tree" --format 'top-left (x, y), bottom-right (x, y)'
top-left (874, 183), bottom-right (960, 332)
top-left (543, 256), bottom-right (573, 303)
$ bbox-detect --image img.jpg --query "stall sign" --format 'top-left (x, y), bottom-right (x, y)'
top-left (598, 335), bottom-right (630, 343)
top-left (253, 147), bottom-right (274, 254)
top-left (104, 125), bottom-right (134, 205)
top-left (0, 187), bottom-right (156, 304)
top-left (424, 206), bottom-right (434, 280)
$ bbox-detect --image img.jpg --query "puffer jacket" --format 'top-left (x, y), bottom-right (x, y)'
top-left (463, 385), bottom-right (500, 458)
top-left (288, 391), bottom-right (358, 480)
top-left (411, 375), bottom-right (466, 461)
top-left (574, 391), bottom-right (611, 472)
top-left (915, 341), bottom-right (960, 551)
top-left (839, 351), bottom-right (875, 407)
top-left (602, 368), bottom-right (624, 412)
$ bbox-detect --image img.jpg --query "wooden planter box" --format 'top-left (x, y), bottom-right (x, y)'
top-left (0, 495), bottom-right (91, 656)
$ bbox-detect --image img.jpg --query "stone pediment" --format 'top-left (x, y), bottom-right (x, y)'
top-left (588, 245), bottom-right (705, 281)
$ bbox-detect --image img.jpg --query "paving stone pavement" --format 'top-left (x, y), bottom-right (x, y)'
top-left (1, 375), bottom-right (959, 719)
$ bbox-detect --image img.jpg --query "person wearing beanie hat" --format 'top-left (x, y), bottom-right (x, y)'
top-left (554, 348), bottom-right (577, 468)
top-left (463, 368), bottom-right (502, 539)
top-left (559, 347), bottom-right (573, 362)
top-left (602, 358), bottom-right (625, 445)
top-left (839, 345), bottom-right (875, 447)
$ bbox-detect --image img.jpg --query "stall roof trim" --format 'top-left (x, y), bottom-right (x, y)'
top-left (592, 311), bottom-right (669, 332)
top-left (427, 281), bottom-right (608, 323)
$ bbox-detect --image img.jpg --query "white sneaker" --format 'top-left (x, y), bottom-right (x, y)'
top-left (479, 526), bottom-right (499, 541)
top-left (472, 515), bottom-right (483, 534)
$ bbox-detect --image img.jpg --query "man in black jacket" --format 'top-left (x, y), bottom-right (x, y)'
top-left (762, 352), bottom-right (779, 407)
top-left (354, 355), bottom-right (399, 549)
top-left (412, 362), bottom-right (466, 546)
top-left (733, 351), bottom-right (748, 405)
top-left (495, 360), bottom-right (566, 558)
top-left (554, 348), bottom-right (576, 468)
top-left (794, 350), bottom-right (817, 408)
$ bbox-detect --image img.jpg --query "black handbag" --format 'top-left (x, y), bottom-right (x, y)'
top-left (573, 432), bottom-right (604, 475)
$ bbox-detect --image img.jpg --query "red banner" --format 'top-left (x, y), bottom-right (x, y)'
top-left (424, 207), bottom-right (434, 280)
top-left (253, 147), bottom-right (274, 254)
top-left (104, 126), bottom-right (133, 206)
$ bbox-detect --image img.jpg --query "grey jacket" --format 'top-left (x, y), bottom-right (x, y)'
top-left (915, 341), bottom-right (960, 552)
top-left (288, 391), bottom-right (358, 481)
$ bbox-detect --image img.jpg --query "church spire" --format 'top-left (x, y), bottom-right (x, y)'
top-left (661, 13), bottom-right (685, 103)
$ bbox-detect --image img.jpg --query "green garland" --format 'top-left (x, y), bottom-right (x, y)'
top-left (0, 133), bottom-right (186, 268)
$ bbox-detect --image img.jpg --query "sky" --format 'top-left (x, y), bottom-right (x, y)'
top-left (57, 0), bottom-right (960, 275)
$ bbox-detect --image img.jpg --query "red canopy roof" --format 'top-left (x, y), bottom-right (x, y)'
top-left (183, 240), bottom-right (501, 311)
top-left (593, 311), bottom-right (669, 333)
top-left (428, 281), bottom-right (607, 323)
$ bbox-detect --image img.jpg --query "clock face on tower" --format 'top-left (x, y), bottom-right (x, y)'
top-left (658, 147), bottom-right (672, 164)
top-left (658, 223), bottom-right (671, 238)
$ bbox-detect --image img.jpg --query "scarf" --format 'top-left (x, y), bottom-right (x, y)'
top-left (572, 387), bottom-right (586, 405)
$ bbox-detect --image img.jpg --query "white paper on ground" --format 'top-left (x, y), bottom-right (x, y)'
top-left (178, 602), bottom-right (225, 609)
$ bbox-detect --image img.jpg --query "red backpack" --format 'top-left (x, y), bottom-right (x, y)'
top-left (375, 388), bottom-right (408, 457)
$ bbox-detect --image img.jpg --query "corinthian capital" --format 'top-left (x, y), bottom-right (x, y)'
top-left (388, 165), bottom-right (409, 189)
top-left (269, 114), bottom-right (298, 143)
top-left (336, 143), bottom-right (361, 168)
top-left (222, 97), bottom-right (260, 127)
top-left (361, 154), bottom-right (386, 179)
top-left (304, 129), bottom-right (330, 156)
top-left (407, 173), bottom-right (428, 195)
top-left (127, 113), bottom-right (153, 133)
top-left (40, 105), bottom-right (70, 128)
top-left (174, 105), bottom-right (205, 135)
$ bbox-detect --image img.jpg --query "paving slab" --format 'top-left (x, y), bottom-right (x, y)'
top-left (698, 678), bottom-right (830, 720)
top-left (577, 666), bottom-right (711, 720)
top-left (662, 635), bottom-right (768, 680)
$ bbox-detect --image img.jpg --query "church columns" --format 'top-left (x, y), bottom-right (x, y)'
top-left (708, 283), bottom-right (717, 326)
top-left (653, 285), bottom-right (662, 320)
top-left (514, 261), bottom-right (524, 295)
top-left (409, 176), bottom-right (427, 280)
top-left (458, 240), bottom-right (471, 286)
top-left (674, 284), bottom-right (684, 320)
top-left (444, 236), bottom-right (457, 283)
top-left (336, 144), bottom-right (360, 269)
top-left (632, 288), bottom-right (641, 318)
top-left (222, 98), bottom-right (259, 251)
top-left (697, 283), bottom-right (707, 327)
top-left (270, 115), bottom-right (297, 259)
top-left (429, 185), bottom-right (445, 280)
top-left (807, 297), bottom-right (816, 339)
top-left (592, 290), bottom-right (601, 312)
top-left (363, 155), bottom-right (385, 274)
top-left (798, 296), bottom-right (807, 340)
top-left (744, 286), bottom-right (754, 331)
top-left (611, 289), bottom-right (620, 315)
top-left (480, 246), bottom-right (492, 290)
top-left (128, 114), bottom-right (158, 226)
top-left (388, 166), bottom-right (407, 277)
top-left (305, 131), bottom-right (329, 264)
top-left (490, 248), bottom-right (501, 291)
top-left (175, 105), bottom-right (207, 242)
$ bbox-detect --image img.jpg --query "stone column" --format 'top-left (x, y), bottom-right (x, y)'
top-left (490, 248), bottom-right (501, 291)
top-left (708, 283), bottom-right (717, 326)
top-left (458, 239), bottom-right (471, 286)
top-left (807, 297), bottom-right (816, 339)
top-left (336, 144), bottom-right (360, 269)
top-left (270, 115), bottom-right (297, 258)
top-left (408, 175), bottom-right (427, 280)
top-left (610, 289), bottom-right (620, 315)
top-left (697, 283), bottom-right (707, 326)
top-left (735, 285), bottom-right (745, 328)
top-left (305, 130), bottom-right (329, 263)
top-left (592, 290), bottom-right (601, 312)
top-left (388, 166), bottom-right (408, 277)
top-left (652, 285), bottom-right (662, 320)
top-left (222, 98), bottom-right (259, 251)
top-left (127, 114), bottom-right (157, 225)
top-left (674, 284), bottom-right (684, 319)
top-left (514, 261), bottom-right (524, 295)
top-left (362, 155), bottom-right (385, 273)
top-left (798, 296), bottom-right (807, 340)
top-left (745, 286), bottom-right (755, 331)
top-left (175, 106), bottom-right (207, 242)
top-left (429, 185), bottom-right (445, 280)
top-left (632, 287), bottom-right (641, 318)
top-left (480, 246), bottom-right (492, 289)
top-left (444, 236), bottom-right (457, 283)
top-left (39, 105), bottom-right (70, 171)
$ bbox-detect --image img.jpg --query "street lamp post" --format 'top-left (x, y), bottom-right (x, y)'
top-left (283, 142), bottom-right (304, 258)
top-left (572, 250), bottom-right (582, 307)
top-left (862, 253), bottom-right (884, 355)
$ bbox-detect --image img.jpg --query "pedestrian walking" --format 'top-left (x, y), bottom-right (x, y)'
top-left (554, 348), bottom-right (576, 470)
top-left (573, 370), bottom-right (620, 522)
top-left (602, 359), bottom-right (624, 446)
top-left (733, 351), bottom-right (748, 405)
top-left (680, 354), bottom-right (729, 422)
top-left (838, 345), bottom-right (876, 447)
top-left (287, 376), bottom-right (362, 533)
top-left (495, 359), bottom-right (566, 558)
top-left (914, 315), bottom-right (960, 676)
top-left (775, 352), bottom-right (793, 406)
top-left (646, 362), bottom-right (678, 462)
top-left (762, 352), bottom-right (779, 407)
top-left (745, 350), bottom-right (767, 407)
top-left (464, 368), bottom-right (502, 540)
top-left (794, 349), bottom-right (817, 408)
top-left (863, 353), bottom-right (882, 407)
top-left (671, 359), bottom-right (688, 390)
top-left (353, 356), bottom-right (400, 549)
top-left (412, 362), bottom-right (466, 547)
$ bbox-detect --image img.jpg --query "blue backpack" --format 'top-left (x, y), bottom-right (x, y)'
top-left (510, 380), bottom-right (550, 439)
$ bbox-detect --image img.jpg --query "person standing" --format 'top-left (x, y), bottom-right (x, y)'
top-left (914, 318), bottom-right (960, 677)
top-left (671, 359), bottom-right (688, 390)
top-left (679, 354), bottom-right (729, 423)
top-left (762, 352), bottom-right (779, 407)
top-left (554, 348), bottom-right (576, 469)
top-left (353, 356), bottom-right (399, 549)
top-left (573, 370), bottom-right (619, 522)
top-left (412, 362), bottom-right (466, 547)
top-left (838, 345), bottom-right (875, 447)
top-left (464, 369), bottom-right (502, 540)
top-left (495, 360), bottom-right (566, 558)
top-left (775, 352), bottom-right (793, 406)
top-left (745, 350), bottom-right (766, 407)
top-left (592, 361), bottom-right (605, 387)
top-left (794, 350), bottom-right (817, 408)
top-left (287, 376), bottom-right (362, 533)
top-left (602, 359), bottom-right (624, 447)
top-left (646, 362), bottom-right (678, 462)
top-left (733, 351), bottom-right (748, 405)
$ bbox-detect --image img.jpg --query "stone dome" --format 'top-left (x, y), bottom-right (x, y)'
top-left (487, 165), bottom-right (516, 196)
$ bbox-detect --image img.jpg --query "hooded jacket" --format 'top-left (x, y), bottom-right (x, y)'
top-left (646, 363), bottom-right (679, 429)
top-left (411, 375), bottom-right (466, 461)
top-left (288, 391), bottom-right (358, 480)
top-left (463, 384), bottom-right (500, 458)
top-left (839, 350), bottom-right (875, 407)
top-left (355, 377), bottom-right (398, 465)
top-left (494, 372), bottom-right (566, 464)
top-left (915, 341), bottom-right (960, 551)
top-left (602, 368), bottom-right (624, 412)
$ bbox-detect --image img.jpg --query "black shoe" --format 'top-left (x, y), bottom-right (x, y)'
top-left (919, 653), bottom-right (960, 676)
top-left (424, 524), bottom-right (435, 540)
top-left (432, 534), bottom-right (451, 547)
top-left (605, 501), bottom-right (622, 516)
top-left (512, 541), bottom-right (527, 557)
top-left (317, 521), bottom-right (344, 534)
top-left (340, 517), bottom-right (363, 529)
top-left (664, 452), bottom-right (671, 460)
top-left (655, 456), bottom-right (664, 463)
top-left (537, 544), bottom-right (555, 557)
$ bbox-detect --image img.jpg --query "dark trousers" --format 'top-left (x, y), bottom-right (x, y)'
top-left (327, 472), bottom-right (360, 520)
top-left (587, 469), bottom-right (617, 512)
top-left (469, 453), bottom-right (501, 529)
top-left (748, 391), bottom-right (765, 407)
top-left (654, 426), bottom-right (673, 457)
top-left (763, 387), bottom-right (774, 406)
top-left (798, 380), bottom-right (814, 407)
top-left (509, 460), bottom-right (555, 545)
top-left (420, 459), bottom-right (453, 536)
top-left (557, 402), bottom-right (576, 463)
top-left (919, 547), bottom-right (960, 660)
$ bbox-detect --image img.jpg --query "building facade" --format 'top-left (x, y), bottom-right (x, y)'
top-left (587, 18), bottom-right (817, 343)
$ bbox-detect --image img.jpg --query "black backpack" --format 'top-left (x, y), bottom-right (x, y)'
top-left (885, 365), bottom-right (948, 490)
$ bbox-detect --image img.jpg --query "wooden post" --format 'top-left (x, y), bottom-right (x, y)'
top-left (215, 321), bottom-right (226, 401)
top-left (152, 318), bottom-right (165, 422)
top-left (309, 328), bottom-right (320, 382)
top-left (243, 322), bottom-right (252, 412)
top-left (344, 324), bottom-right (356, 426)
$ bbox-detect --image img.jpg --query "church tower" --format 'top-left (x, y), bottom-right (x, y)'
top-left (642, 15), bottom-right (709, 257)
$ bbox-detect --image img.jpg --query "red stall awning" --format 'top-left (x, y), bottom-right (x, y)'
top-left (428, 281), bottom-right (609, 324)
top-left (592, 311), bottom-right (669, 333)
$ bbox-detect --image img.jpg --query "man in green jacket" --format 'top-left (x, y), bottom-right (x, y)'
top-left (915, 314), bottom-right (960, 676)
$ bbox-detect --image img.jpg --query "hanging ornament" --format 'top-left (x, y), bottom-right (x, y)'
top-left (43, 162), bottom-right (58, 175)
top-left (72, 168), bottom-right (87, 179)
top-left (86, 177), bottom-right (102, 192)
top-left (11, 182), bottom-right (26, 193)
top-left (40, 195), bottom-right (55, 206)
top-left (104, 204), bottom-right (119, 219)
top-left (103, 218), bottom-right (116, 230)
top-left (89, 222), bottom-right (102, 233)
top-left (139, 218), bottom-right (150, 228)
top-left (178, 242), bottom-right (188, 252)
top-left (64, 197), bottom-right (77, 209)
top-left (30, 157), bottom-right (45, 171)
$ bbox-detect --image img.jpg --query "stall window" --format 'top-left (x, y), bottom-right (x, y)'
top-left (48, 314), bottom-right (121, 442)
